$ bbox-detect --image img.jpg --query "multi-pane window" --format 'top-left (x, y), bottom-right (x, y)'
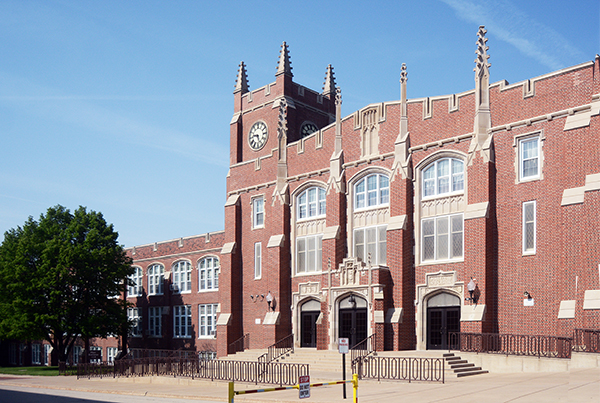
top-left (523, 201), bottom-right (536, 254)
top-left (354, 225), bottom-right (387, 265)
top-left (31, 344), bottom-right (41, 365)
top-left (199, 304), bottom-right (218, 338)
top-left (148, 264), bottom-right (164, 295)
top-left (253, 197), bottom-right (264, 228)
top-left (422, 158), bottom-right (464, 198)
top-left (519, 137), bottom-right (540, 180)
top-left (199, 257), bottom-right (219, 291)
top-left (107, 347), bottom-right (118, 364)
top-left (72, 346), bottom-right (83, 365)
top-left (128, 266), bottom-right (143, 297)
top-left (148, 306), bottom-right (163, 337)
top-left (296, 235), bottom-right (323, 273)
top-left (173, 305), bottom-right (192, 338)
top-left (254, 242), bottom-right (262, 279)
top-left (172, 261), bottom-right (192, 293)
top-left (128, 307), bottom-right (142, 338)
top-left (43, 344), bottom-right (50, 365)
top-left (422, 214), bottom-right (464, 262)
top-left (355, 174), bottom-right (389, 209)
top-left (297, 187), bottom-right (326, 219)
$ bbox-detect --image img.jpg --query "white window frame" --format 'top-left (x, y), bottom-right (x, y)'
top-left (148, 306), bottom-right (163, 337)
top-left (199, 257), bottom-right (219, 291)
top-left (421, 214), bottom-right (464, 263)
top-left (173, 305), bottom-right (192, 338)
top-left (519, 136), bottom-right (540, 181)
top-left (128, 307), bottom-right (142, 338)
top-left (422, 158), bottom-right (464, 199)
top-left (172, 261), bottom-right (192, 293)
top-left (353, 225), bottom-right (387, 266)
top-left (254, 242), bottom-right (262, 279)
top-left (128, 266), bottom-right (143, 297)
top-left (354, 173), bottom-right (390, 210)
top-left (148, 264), bottom-right (164, 296)
top-left (296, 234), bottom-right (323, 274)
top-left (72, 346), bottom-right (83, 365)
top-left (522, 200), bottom-right (537, 255)
top-left (31, 344), bottom-right (41, 365)
top-left (297, 187), bottom-right (326, 220)
top-left (107, 347), bottom-right (118, 364)
top-left (199, 303), bottom-right (218, 338)
top-left (252, 196), bottom-right (265, 228)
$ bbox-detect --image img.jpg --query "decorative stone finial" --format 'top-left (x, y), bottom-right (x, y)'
top-left (335, 86), bottom-right (342, 106)
top-left (234, 61), bottom-right (249, 94)
top-left (276, 41), bottom-right (293, 77)
top-left (474, 26), bottom-right (491, 76)
top-left (400, 63), bottom-right (408, 84)
top-left (323, 64), bottom-right (336, 96)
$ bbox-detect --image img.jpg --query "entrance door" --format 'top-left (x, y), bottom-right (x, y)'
top-left (338, 295), bottom-right (368, 348)
top-left (426, 293), bottom-right (461, 350)
top-left (301, 311), bottom-right (319, 347)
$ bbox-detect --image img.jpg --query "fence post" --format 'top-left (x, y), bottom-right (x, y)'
top-left (228, 381), bottom-right (235, 403)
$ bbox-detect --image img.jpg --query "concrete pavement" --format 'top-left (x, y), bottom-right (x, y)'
top-left (0, 367), bottom-right (598, 402)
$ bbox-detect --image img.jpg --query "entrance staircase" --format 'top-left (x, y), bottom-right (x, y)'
top-left (223, 348), bottom-right (488, 379)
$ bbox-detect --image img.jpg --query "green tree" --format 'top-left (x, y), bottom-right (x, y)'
top-left (0, 205), bottom-right (133, 363)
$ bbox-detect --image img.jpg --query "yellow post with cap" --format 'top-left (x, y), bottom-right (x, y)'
top-left (353, 373), bottom-right (358, 403)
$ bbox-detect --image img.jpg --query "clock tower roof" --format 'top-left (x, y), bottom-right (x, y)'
top-left (276, 41), bottom-right (293, 78)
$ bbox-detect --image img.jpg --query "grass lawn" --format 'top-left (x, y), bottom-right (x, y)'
top-left (0, 366), bottom-right (60, 376)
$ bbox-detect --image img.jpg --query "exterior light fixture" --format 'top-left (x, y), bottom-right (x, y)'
top-left (524, 291), bottom-right (532, 299)
top-left (266, 292), bottom-right (274, 311)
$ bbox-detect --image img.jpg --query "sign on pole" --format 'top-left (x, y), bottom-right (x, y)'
top-left (338, 338), bottom-right (349, 354)
top-left (299, 375), bottom-right (310, 399)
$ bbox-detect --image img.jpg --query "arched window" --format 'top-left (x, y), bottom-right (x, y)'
top-left (297, 187), bottom-right (326, 220)
top-left (199, 257), bottom-right (219, 291)
top-left (422, 158), bottom-right (464, 198)
top-left (128, 266), bottom-right (143, 297)
top-left (172, 261), bottom-right (192, 293)
top-left (354, 174), bottom-right (389, 209)
top-left (148, 264), bottom-right (164, 295)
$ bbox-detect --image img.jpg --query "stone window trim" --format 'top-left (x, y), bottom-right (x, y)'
top-left (198, 255), bottom-right (220, 292)
top-left (513, 130), bottom-right (545, 184)
top-left (349, 167), bottom-right (392, 212)
top-left (251, 195), bottom-right (265, 229)
top-left (296, 186), bottom-right (327, 221)
top-left (415, 150), bottom-right (468, 200)
top-left (522, 200), bottom-right (537, 255)
top-left (421, 157), bottom-right (465, 200)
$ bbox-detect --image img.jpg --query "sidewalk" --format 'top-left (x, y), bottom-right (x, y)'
top-left (0, 367), bottom-right (598, 402)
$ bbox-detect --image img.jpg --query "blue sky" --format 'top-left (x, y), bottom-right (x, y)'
top-left (0, 0), bottom-right (598, 247)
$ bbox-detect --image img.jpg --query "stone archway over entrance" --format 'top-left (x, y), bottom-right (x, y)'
top-left (426, 292), bottom-right (460, 350)
top-left (338, 294), bottom-right (368, 348)
top-left (300, 299), bottom-right (320, 347)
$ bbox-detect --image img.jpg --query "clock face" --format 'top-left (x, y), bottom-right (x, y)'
top-left (249, 121), bottom-right (268, 150)
top-left (301, 122), bottom-right (318, 138)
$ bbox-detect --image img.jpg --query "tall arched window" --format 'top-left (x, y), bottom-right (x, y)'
top-left (354, 174), bottom-right (389, 209)
top-left (128, 266), bottom-right (143, 297)
top-left (172, 261), bottom-right (192, 293)
top-left (199, 257), bottom-right (219, 291)
top-left (422, 158), bottom-right (464, 198)
top-left (148, 264), bottom-right (164, 295)
top-left (297, 187), bottom-right (326, 220)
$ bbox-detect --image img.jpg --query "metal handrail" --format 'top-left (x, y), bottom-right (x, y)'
top-left (258, 334), bottom-right (294, 364)
top-left (229, 333), bottom-right (250, 354)
top-left (573, 328), bottom-right (600, 353)
top-left (448, 332), bottom-right (572, 359)
top-left (350, 333), bottom-right (377, 364)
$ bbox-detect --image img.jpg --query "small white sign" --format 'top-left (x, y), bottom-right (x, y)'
top-left (523, 298), bottom-right (534, 307)
top-left (255, 318), bottom-right (261, 324)
top-left (338, 338), bottom-right (349, 354)
top-left (299, 375), bottom-right (310, 399)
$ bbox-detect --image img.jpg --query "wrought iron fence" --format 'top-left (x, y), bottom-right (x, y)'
top-left (448, 332), bottom-right (572, 359)
top-left (258, 334), bottom-right (294, 364)
top-left (77, 362), bottom-right (116, 379)
top-left (229, 333), bottom-right (250, 354)
top-left (352, 356), bottom-right (444, 383)
top-left (350, 333), bottom-right (377, 363)
top-left (573, 329), bottom-right (600, 353)
top-left (125, 348), bottom-right (197, 360)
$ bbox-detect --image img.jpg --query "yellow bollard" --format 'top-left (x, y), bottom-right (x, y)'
top-left (353, 373), bottom-right (358, 403)
top-left (228, 381), bottom-right (234, 403)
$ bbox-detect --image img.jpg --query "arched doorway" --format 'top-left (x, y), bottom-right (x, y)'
top-left (338, 294), bottom-right (368, 348)
top-left (427, 292), bottom-right (460, 350)
top-left (300, 299), bottom-right (321, 347)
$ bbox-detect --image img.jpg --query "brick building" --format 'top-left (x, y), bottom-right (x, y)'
top-left (69, 26), bottom-right (600, 362)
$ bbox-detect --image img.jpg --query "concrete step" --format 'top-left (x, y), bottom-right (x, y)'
top-left (443, 353), bottom-right (488, 377)
top-left (456, 369), bottom-right (489, 377)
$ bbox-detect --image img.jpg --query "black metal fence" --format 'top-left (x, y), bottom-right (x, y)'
top-left (350, 333), bottom-right (376, 363)
top-left (573, 329), bottom-right (600, 353)
top-left (352, 356), bottom-right (444, 383)
top-left (448, 332), bottom-right (572, 359)
top-left (78, 356), bottom-right (308, 386)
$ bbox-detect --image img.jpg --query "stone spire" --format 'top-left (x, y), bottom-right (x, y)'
top-left (276, 41), bottom-right (293, 77)
top-left (392, 63), bottom-right (411, 180)
top-left (323, 64), bottom-right (336, 96)
top-left (274, 98), bottom-right (288, 198)
top-left (234, 61), bottom-right (249, 94)
top-left (329, 87), bottom-right (344, 193)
